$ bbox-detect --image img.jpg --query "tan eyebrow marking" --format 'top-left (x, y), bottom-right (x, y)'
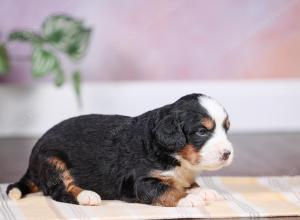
top-left (200, 117), bottom-right (214, 130)
top-left (223, 116), bottom-right (230, 130)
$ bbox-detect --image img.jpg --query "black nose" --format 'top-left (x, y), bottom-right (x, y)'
top-left (221, 150), bottom-right (231, 160)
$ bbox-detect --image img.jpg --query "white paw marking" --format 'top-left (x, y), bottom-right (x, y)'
top-left (77, 190), bottom-right (101, 206)
top-left (8, 188), bottom-right (22, 200)
top-left (187, 187), bottom-right (224, 201)
top-left (177, 193), bottom-right (206, 207)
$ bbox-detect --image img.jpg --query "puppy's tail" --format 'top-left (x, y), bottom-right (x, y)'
top-left (6, 171), bottom-right (39, 200)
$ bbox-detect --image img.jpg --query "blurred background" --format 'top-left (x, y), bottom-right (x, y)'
top-left (0, 0), bottom-right (300, 181)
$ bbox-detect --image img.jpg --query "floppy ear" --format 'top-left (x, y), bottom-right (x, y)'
top-left (154, 114), bottom-right (186, 151)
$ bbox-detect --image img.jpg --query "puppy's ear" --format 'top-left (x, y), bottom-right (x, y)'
top-left (154, 113), bottom-right (186, 151)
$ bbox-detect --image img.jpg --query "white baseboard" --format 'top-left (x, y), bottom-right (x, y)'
top-left (0, 79), bottom-right (300, 137)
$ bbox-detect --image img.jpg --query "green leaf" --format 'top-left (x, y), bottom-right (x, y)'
top-left (72, 70), bottom-right (81, 97)
top-left (54, 67), bottom-right (64, 87)
top-left (66, 29), bottom-right (91, 60)
top-left (42, 15), bottom-right (91, 60)
top-left (31, 47), bottom-right (58, 77)
top-left (0, 43), bottom-right (10, 74)
top-left (9, 31), bottom-right (43, 44)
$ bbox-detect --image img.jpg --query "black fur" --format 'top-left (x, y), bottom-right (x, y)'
top-left (7, 93), bottom-right (219, 205)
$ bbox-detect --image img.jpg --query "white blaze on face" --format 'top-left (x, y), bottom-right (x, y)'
top-left (197, 96), bottom-right (233, 170)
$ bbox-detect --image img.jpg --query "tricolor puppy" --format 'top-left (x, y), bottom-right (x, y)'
top-left (7, 94), bottom-right (233, 207)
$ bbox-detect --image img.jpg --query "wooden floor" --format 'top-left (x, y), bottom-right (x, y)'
top-left (1, 132), bottom-right (299, 182)
top-left (0, 133), bottom-right (300, 220)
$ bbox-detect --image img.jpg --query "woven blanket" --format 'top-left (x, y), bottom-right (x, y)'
top-left (1, 176), bottom-right (300, 220)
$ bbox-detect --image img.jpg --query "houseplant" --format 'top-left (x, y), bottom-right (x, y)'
top-left (0, 14), bottom-right (92, 102)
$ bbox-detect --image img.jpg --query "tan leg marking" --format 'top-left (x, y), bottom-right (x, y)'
top-left (150, 165), bottom-right (197, 191)
top-left (66, 184), bottom-right (84, 198)
top-left (26, 180), bottom-right (39, 193)
top-left (47, 157), bottom-right (83, 197)
top-left (154, 188), bottom-right (187, 207)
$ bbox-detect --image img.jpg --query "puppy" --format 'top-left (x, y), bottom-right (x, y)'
top-left (6, 93), bottom-right (233, 207)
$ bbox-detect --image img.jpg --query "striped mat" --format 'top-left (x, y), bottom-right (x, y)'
top-left (1, 176), bottom-right (300, 220)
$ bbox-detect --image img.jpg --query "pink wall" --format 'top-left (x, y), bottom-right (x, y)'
top-left (1, 0), bottom-right (300, 83)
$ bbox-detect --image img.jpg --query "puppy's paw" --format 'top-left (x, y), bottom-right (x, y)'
top-left (177, 193), bottom-right (206, 207)
top-left (187, 187), bottom-right (224, 201)
top-left (77, 190), bottom-right (101, 206)
top-left (8, 187), bottom-right (22, 200)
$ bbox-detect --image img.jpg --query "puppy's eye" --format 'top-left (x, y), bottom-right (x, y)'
top-left (196, 128), bottom-right (209, 136)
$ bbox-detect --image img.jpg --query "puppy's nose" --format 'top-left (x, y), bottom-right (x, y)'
top-left (221, 150), bottom-right (231, 160)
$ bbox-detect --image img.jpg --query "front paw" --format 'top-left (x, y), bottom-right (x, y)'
top-left (187, 187), bottom-right (224, 201)
top-left (177, 193), bottom-right (206, 207)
